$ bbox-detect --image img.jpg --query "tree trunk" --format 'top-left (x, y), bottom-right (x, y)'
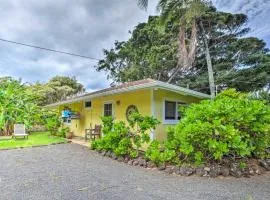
top-left (167, 20), bottom-right (197, 83)
top-left (200, 21), bottom-right (215, 98)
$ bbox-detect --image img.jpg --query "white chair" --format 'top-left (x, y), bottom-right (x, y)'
top-left (13, 124), bottom-right (28, 139)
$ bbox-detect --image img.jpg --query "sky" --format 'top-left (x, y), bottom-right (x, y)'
top-left (0, 0), bottom-right (269, 91)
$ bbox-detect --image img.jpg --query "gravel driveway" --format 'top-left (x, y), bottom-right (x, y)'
top-left (0, 143), bottom-right (269, 200)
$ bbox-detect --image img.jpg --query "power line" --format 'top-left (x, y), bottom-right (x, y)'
top-left (0, 38), bottom-right (100, 61)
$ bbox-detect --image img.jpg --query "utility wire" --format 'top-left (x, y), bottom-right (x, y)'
top-left (0, 38), bottom-right (100, 61)
top-left (0, 39), bottom-right (267, 85)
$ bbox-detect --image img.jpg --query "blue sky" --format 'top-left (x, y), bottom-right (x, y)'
top-left (0, 0), bottom-right (269, 91)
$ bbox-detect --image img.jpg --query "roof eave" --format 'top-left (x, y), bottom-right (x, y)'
top-left (45, 81), bottom-right (210, 108)
top-left (44, 82), bottom-right (156, 108)
top-left (154, 81), bottom-right (211, 99)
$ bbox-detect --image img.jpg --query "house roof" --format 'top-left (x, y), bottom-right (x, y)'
top-left (45, 79), bottom-right (211, 107)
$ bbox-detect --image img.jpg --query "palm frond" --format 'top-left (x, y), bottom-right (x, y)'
top-left (157, 0), bottom-right (168, 12)
top-left (159, 0), bottom-right (183, 21)
top-left (137, 0), bottom-right (149, 10)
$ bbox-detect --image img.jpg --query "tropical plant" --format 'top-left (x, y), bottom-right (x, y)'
top-left (146, 89), bottom-right (270, 165)
top-left (27, 76), bottom-right (85, 106)
top-left (145, 126), bottom-right (179, 165)
top-left (0, 77), bottom-right (44, 135)
top-left (57, 126), bottom-right (70, 138)
top-left (137, 0), bottom-right (215, 96)
top-left (43, 110), bottom-right (62, 135)
top-left (145, 140), bottom-right (177, 166)
top-left (98, 1), bottom-right (270, 94)
top-left (101, 116), bottom-right (114, 135)
top-left (91, 113), bottom-right (160, 158)
top-left (181, 89), bottom-right (269, 162)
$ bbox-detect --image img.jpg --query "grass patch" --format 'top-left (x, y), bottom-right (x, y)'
top-left (0, 132), bottom-right (66, 150)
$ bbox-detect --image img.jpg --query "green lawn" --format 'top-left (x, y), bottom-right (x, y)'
top-left (0, 132), bottom-right (67, 150)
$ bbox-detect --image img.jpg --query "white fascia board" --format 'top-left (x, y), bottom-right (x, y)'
top-left (45, 83), bottom-right (156, 108)
top-left (154, 81), bottom-right (211, 99)
top-left (45, 81), bottom-right (210, 108)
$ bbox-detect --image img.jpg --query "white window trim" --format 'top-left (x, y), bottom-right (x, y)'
top-left (163, 98), bottom-right (186, 125)
top-left (103, 101), bottom-right (115, 117)
top-left (63, 121), bottom-right (71, 126)
top-left (84, 99), bottom-right (92, 109)
top-left (63, 117), bottom-right (72, 126)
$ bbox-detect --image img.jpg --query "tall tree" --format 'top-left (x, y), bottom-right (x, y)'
top-left (137, 0), bottom-right (216, 97)
top-left (97, 16), bottom-right (178, 83)
top-left (28, 76), bottom-right (85, 105)
top-left (97, 6), bottom-right (270, 94)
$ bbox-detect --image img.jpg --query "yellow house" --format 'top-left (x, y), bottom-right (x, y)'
top-left (46, 79), bottom-right (210, 141)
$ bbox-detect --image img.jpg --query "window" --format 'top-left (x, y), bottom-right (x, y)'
top-left (85, 100), bottom-right (92, 108)
top-left (104, 103), bottom-right (113, 116)
top-left (63, 117), bottom-right (71, 124)
top-left (164, 100), bottom-right (186, 124)
top-left (165, 101), bottom-right (176, 120)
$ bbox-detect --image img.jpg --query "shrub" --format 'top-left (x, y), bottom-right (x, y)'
top-left (57, 126), bottom-right (70, 138)
top-left (146, 89), bottom-right (270, 166)
top-left (145, 126), bottom-right (179, 166)
top-left (44, 111), bottom-right (61, 135)
top-left (145, 140), bottom-right (176, 166)
top-left (174, 89), bottom-right (270, 163)
top-left (101, 116), bottom-right (114, 135)
top-left (91, 113), bottom-right (160, 158)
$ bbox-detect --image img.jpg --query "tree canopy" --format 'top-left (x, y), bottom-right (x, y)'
top-left (27, 76), bottom-right (85, 105)
top-left (97, 3), bottom-right (270, 94)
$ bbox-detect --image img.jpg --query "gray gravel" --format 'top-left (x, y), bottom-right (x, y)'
top-left (0, 143), bottom-right (269, 200)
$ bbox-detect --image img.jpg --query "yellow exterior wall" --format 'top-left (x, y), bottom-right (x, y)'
top-left (59, 89), bottom-right (152, 137)
top-left (153, 89), bottom-right (201, 141)
top-left (59, 102), bottom-right (85, 137)
top-left (56, 88), bottom-right (203, 142)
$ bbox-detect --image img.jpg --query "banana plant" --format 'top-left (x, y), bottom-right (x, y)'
top-left (0, 77), bottom-right (43, 135)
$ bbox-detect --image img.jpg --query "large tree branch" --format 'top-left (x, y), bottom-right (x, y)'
top-left (168, 19), bottom-right (198, 83)
top-left (187, 20), bottom-right (197, 67)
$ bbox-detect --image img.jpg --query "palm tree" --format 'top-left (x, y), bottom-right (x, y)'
top-left (137, 0), bottom-right (215, 98)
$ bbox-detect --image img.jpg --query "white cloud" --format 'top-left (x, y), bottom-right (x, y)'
top-left (213, 0), bottom-right (270, 39)
top-left (0, 0), bottom-right (268, 92)
top-left (0, 0), bottom-right (152, 91)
